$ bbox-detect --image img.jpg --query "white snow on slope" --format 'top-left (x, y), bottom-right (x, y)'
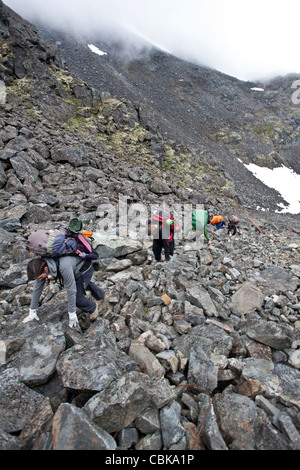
top-left (244, 163), bottom-right (300, 214)
top-left (88, 44), bottom-right (107, 56)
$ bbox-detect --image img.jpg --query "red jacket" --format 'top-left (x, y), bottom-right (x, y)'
top-left (152, 212), bottom-right (180, 242)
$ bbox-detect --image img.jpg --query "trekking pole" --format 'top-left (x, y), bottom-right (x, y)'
top-left (247, 217), bottom-right (264, 236)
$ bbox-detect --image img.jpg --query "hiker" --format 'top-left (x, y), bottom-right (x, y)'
top-left (227, 215), bottom-right (240, 237)
top-left (168, 212), bottom-right (180, 258)
top-left (210, 215), bottom-right (225, 230)
top-left (184, 209), bottom-right (213, 245)
top-left (148, 210), bottom-right (171, 262)
top-left (23, 219), bottom-right (104, 331)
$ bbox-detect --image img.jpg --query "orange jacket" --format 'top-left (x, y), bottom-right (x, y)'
top-left (210, 215), bottom-right (223, 225)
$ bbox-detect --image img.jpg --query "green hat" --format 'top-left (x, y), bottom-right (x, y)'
top-left (68, 218), bottom-right (83, 233)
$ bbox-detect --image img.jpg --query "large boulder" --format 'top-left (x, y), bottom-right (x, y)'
top-left (230, 282), bottom-right (264, 315)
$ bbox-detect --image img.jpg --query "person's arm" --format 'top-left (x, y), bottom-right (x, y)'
top-left (185, 225), bottom-right (193, 235)
top-left (203, 226), bottom-right (210, 242)
top-left (30, 278), bottom-right (46, 310)
top-left (23, 278), bottom-right (46, 322)
top-left (77, 250), bottom-right (99, 261)
top-left (58, 259), bottom-right (77, 313)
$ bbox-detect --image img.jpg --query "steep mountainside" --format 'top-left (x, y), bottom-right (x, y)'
top-left (0, 3), bottom-right (300, 452)
top-left (36, 24), bottom-right (300, 209)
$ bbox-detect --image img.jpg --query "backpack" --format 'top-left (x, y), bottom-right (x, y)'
top-left (228, 215), bottom-right (240, 224)
top-left (148, 211), bottom-right (179, 241)
top-left (26, 228), bottom-right (79, 257)
top-left (191, 209), bottom-right (208, 231)
top-left (210, 215), bottom-right (223, 225)
top-left (152, 211), bottom-right (172, 224)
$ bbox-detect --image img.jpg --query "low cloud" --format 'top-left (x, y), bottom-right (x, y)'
top-left (4, 0), bottom-right (300, 81)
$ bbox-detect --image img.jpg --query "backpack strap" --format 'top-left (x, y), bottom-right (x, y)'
top-left (76, 234), bottom-right (92, 253)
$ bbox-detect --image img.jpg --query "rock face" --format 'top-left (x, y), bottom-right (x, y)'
top-left (0, 2), bottom-right (300, 452)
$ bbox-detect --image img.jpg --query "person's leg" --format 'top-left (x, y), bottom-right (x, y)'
top-left (153, 239), bottom-right (162, 261)
top-left (162, 239), bottom-right (170, 261)
top-left (169, 239), bottom-right (174, 257)
top-left (75, 265), bottom-right (96, 314)
top-left (88, 282), bottom-right (105, 301)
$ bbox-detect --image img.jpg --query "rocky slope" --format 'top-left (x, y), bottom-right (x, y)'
top-left (36, 23), bottom-right (300, 207)
top-left (0, 2), bottom-right (300, 451)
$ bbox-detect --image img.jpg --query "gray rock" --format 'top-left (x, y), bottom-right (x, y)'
top-left (50, 144), bottom-right (88, 167)
top-left (230, 282), bottom-right (264, 315)
top-left (160, 401), bottom-right (187, 449)
top-left (260, 267), bottom-right (299, 293)
top-left (197, 393), bottom-right (228, 450)
top-left (187, 343), bottom-right (218, 394)
top-left (9, 323), bottom-right (66, 386)
top-left (135, 430), bottom-right (162, 450)
top-left (116, 427), bottom-right (139, 449)
top-left (83, 371), bottom-right (152, 433)
top-left (52, 403), bottom-right (116, 450)
top-left (185, 285), bottom-right (218, 317)
top-left (56, 319), bottom-right (134, 392)
top-left (214, 391), bottom-right (291, 450)
top-left (242, 319), bottom-right (294, 349)
top-left (0, 368), bottom-right (44, 434)
top-left (134, 407), bottom-right (160, 434)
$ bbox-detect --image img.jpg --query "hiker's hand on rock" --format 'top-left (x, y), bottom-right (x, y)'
top-left (68, 312), bottom-right (79, 328)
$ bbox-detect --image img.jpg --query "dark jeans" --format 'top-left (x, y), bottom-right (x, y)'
top-left (75, 264), bottom-right (105, 314)
top-left (169, 239), bottom-right (175, 256)
top-left (228, 222), bottom-right (237, 236)
top-left (153, 238), bottom-right (170, 261)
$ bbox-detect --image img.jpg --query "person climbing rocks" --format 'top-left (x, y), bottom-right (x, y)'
top-left (184, 209), bottom-right (213, 245)
top-left (210, 215), bottom-right (225, 230)
top-left (148, 210), bottom-right (173, 262)
top-left (227, 215), bottom-right (240, 237)
top-left (23, 219), bottom-right (104, 331)
top-left (167, 211), bottom-right (180, 258)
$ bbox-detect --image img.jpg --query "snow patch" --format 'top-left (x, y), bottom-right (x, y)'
top-left (244, 162), bottom-right (300, 214)
top-left (88, 44), bottom-right (107, 56)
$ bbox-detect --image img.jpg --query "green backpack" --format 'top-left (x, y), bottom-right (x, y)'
top-left (191, 210), bottom-right (208, 231)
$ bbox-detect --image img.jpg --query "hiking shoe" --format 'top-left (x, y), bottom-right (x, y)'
top-left (90, 303), bottom-right (99, 322)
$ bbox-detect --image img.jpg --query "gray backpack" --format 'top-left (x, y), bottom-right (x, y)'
top-left (26, 228), bottom-right (78, 257)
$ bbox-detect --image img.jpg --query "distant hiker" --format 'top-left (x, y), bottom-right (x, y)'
top-left (210, 215), bottom-right (225, 230)
top-left (168, 212), bottom-right (180, 258)
top-left (148, 210), bottom-right (173, 262)
top-left (23, 219), bottom-right (104, 331)
top-left (227, 215), bottom-right (240, 237)
top-left (184, 209), bottom-right (213, 245)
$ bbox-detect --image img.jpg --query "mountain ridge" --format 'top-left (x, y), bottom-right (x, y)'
top-left (34, 21), bottom-right (300, 214)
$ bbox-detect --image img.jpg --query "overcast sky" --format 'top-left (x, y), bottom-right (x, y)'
top-left (4, 0), bottom-right (300, 81)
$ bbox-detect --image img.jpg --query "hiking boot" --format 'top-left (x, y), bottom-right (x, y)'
top-left (90, 303), bottom-right (99, 322)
